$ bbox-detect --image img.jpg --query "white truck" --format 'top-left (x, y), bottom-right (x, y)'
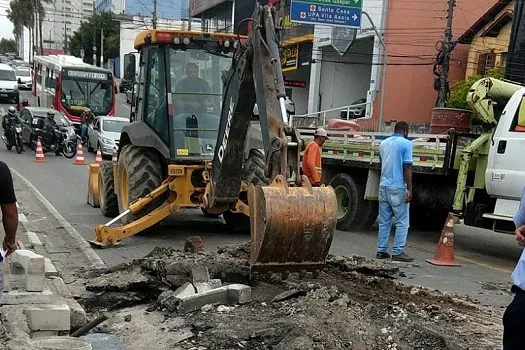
top-left (295, 78), bottom-right (525, 233)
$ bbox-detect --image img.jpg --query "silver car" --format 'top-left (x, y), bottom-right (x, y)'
top-left (86, 116), bottom-right (129, 156)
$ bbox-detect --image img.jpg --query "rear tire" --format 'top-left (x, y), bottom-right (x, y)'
top-left (223, 149), bottom-right (268, 232)
top-left (99, 162), bottom-right (118, 217)
top-left (15, 135), bottom-right (22, 154)
top-left (330, 173), bottom-right (378, 231)
top-left (116, 144), bottom-right (164, 225)
top-left (62, 141), bottom-right (76, 159)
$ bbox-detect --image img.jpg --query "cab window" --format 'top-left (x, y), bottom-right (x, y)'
top-left (511, 96), bottom-right (525, 132)
top-left (143, 47), bottom-right (168, 143)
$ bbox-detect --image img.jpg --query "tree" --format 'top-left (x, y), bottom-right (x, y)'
top-left (446, 66), bottom-right (505, 112)
top-left (69, 12), bottom-right (120, 65)
top-left (7, 0), bottom-right (34, 57)
top-left (0, 39), bottom-right (18, 54)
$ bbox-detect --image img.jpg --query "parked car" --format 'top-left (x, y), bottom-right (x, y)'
top-left (19, 107), bottom-right (75, 149)
top-left (87, 116), bottom-right (129, 156)
top-left (0, 63), bottom-right (19, 106)
top-left (125, 83), bottom-right (138, 104)
top-left (340, 98), bottom-right (367, 119)
top-left (15, 67), bottom-right (32, 90)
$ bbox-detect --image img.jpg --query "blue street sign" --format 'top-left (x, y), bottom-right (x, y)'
top-left (290, 1), bottom-right (362, 29)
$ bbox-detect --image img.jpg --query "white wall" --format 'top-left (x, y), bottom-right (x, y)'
top-left (284, 66), bottom-right (310, 115)
top-left (307, 0), bottom-right (388, 114)
top-left (318, 38), bottom-right (373, 116)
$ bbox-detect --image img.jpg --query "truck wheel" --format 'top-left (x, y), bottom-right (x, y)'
top-left (98, 161), bottom-right (118, 217)
top-left (223, 149), bottom-right (268, 232)
top-left (116, 144), bottom-right (164, 225)
top-left (330, 173), bottom-right (377, 231)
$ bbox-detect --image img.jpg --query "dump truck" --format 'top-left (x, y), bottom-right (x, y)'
top-left (294, 77), bottom-right (525, 233)
top-left (86, 4), bottom-right (337, 275)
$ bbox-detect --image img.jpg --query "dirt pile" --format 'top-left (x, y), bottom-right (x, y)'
top-left (0, 314), bottom-right (9, 349)
top-left (79, 243), bottom-right (503, 350)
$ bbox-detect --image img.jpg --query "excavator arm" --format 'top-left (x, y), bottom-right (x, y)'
top-left (208, 4), bottom-right (337, 275)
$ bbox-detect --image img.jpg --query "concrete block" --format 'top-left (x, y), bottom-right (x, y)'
top-left (24, 303), bottom-right (70, 331)
top-left (10, 250), bottom-right (45, 292)
top-left (66, 299), bottom-right (88, 329)
top-left (31, 331), bottom-right (59, 339)
top-left (177, 284), bottom-right (252, 314)
top-left (44, 259), bottom-right (59, 277)
top-left (227, 284), bottom-right (252, 304)
top-left (174, 282), bottom-right (196, 299)
top-left (194, 279), bottom-right (222, 293)
top-left (191, 265), bottom-right (210, 284)
top-left (0, 293), bottom-right (64, 306)
top-left (210, 279), bottom-right (222, 289)
top-left (27, 232), bottom-right (42, 247)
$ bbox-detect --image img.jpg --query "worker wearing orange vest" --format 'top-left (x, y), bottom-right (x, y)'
top-left (302, 128), bottom-right (328, 187)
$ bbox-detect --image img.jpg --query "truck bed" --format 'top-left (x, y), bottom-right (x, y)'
top-left (297, 128), bottom-right (480, 175)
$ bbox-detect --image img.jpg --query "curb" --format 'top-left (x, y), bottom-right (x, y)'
top-left (11, 169), bottom-right (106, 270)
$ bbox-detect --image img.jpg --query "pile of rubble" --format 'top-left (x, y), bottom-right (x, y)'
top-left (79, 241), bottom-right (504, 350)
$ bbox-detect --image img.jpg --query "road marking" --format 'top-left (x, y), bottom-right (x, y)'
top-left (10, 168), bottom-right (106, 269)
top-left (455, 254), bottom-right (514, 274)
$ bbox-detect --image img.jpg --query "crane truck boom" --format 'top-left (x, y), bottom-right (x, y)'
top-left (87, 4), bottom-right (337, 275)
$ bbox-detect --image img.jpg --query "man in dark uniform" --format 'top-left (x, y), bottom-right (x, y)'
top-left (175, 63), bottom-right (210, 112)
top-left (0, 161), bottom-right (18, 295)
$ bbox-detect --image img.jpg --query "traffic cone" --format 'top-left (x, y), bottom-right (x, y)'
top-left (112, 148), bottom-right (118, 164)
top-left (426, 212), bottom-right (460, 266)
top-left (73, 139), bottom-right (86, 165)
top-left (94, 147), bottom-right (103, 164)
top-left (34, 137), bottom-right (46, 163)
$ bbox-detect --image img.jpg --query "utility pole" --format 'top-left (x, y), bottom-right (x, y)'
top-left (437, 0), bottom-right (456, 108)
top-left (152, 0), bottom-right (157, 29)
top-left (64, 22), bottom-right (67, 54)
top-left (100, 28), bottom-right (104, 68)
top-left (187, 0), bottom-right (192, 31)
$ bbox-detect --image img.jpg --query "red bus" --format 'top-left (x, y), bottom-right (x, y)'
top-left (33, 55), bottom-right (116, 129)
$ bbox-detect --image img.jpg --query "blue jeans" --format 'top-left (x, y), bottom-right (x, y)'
top-left (377, 187), bottom-right (410, 255)
top-left (81, 124), bottom-right (88, 140)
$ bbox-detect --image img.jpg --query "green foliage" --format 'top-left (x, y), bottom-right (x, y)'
top-left (0, 38), bottom-right (17, 54)
top-left (446, 66), bottom-right (505, 110)
top-left (69, 12), bottom-right (120, 65)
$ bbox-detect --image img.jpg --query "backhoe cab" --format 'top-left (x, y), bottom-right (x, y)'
top-left (87, 4), bottom-right (337, 275)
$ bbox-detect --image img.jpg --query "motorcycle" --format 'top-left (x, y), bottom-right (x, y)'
top-left (2, 114), bottom-right (23, 154)
top-left (37, 125), bottom-right (77, 159)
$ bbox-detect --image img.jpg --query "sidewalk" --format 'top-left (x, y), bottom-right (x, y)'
top-left (0, 169), bottom-right (105, 348)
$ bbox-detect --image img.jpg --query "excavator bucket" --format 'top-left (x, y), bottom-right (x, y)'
top-left (248, 175), bottom-right (337, 275)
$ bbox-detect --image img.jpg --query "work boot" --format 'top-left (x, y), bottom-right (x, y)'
top-left (392, 253), bottom-right (414, 262)
top-left (376, 252), bottom-right (390, 259)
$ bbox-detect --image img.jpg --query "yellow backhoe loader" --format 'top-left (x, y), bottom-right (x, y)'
top-left (87, 4), bottom-right (337, 275)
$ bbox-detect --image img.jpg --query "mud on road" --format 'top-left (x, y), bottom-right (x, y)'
top-left (79, 244), bottom-right (503, 350)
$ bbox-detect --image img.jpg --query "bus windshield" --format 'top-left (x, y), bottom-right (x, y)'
top-left (169, 48), bottom-right (233, 159)
top-left (61, 78), bottom-right (113, 116)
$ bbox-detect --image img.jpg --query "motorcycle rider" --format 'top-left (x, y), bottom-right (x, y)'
top-left (2, 106), bottom-right (20, 140)
top-left (19, 99), bottom-right (29, 112)
top-left (42, 111), bottom-right (60, 155)
top-left (80, 108), bottom-right (94, 143)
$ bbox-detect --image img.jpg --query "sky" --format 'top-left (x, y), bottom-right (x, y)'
top-left (0, 0), bottom-right (14, 40)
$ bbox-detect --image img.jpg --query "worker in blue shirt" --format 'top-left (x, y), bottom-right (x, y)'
top-left (376, 121), bottom-right (414, 262)
top-left (503, 186), bottom-right (525, 349)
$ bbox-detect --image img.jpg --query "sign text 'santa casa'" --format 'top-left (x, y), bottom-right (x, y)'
top-left (65, 70), bottom-right (108, 80)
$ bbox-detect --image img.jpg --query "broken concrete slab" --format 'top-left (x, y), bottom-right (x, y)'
top-left (10, 250), bottom-right (45, 292)
top-left (194, 279), bottom-right (222, 293)
top-left (271, 289), bottom-right (306, 303)
top-left (66, 299), bottom-right (89, 330)
top-left (174, 282), bottom-right (196, 299)
top-left (0, 293), bottom-right (64, 306)
top-left (177, 284), bottom-right (251, 314)
top-left (191, 265), bottom-right (210, 284)
top-left (23, 303), bottom-right (71, 331)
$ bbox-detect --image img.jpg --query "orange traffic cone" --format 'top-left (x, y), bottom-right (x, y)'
top-left (94, 147), bottom-right (103, 164)
top-left (73, 139), bottom-right (86, 165)
top-left (111, 148), bottom-right (118, 164)
top-left (426, 212), bottom-right (460, 266)
top-left (34, 137), bottom-right (46, 163)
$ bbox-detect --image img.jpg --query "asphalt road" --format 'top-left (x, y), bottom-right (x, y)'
top-left (1, 90), bottom-right (522, 308)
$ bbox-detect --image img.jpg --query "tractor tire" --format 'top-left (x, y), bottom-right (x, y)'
top-left (330, 173), bottom-right (377, 231)
top-left (223, 149), bottom-right (268, 232)
top-left (116, 144), bottom-right (164, 225)
top-left (98, 161), bottom-right (118, 217)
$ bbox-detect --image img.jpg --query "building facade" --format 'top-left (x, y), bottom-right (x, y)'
top-left (459, 0), bottom-right (513, 79)
top-left (96, 0), bottom-right (189, 19)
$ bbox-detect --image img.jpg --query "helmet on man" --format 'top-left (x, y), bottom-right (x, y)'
top-left (7, 106), bottom-right (16, 116)
top-left (21, 99), bottom-right (29, 107)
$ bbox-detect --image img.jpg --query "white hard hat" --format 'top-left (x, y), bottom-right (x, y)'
top-left (314, 127), bottom-right (328, 138)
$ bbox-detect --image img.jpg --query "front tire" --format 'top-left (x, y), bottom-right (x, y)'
top-left (116, 144), bottom-right (164, 225)
top-left (99, 161), bottom-right (118, 217)
top-left (62, 141), bottom-right (76, 159)
top-left (15, 135), bottom-right (22, 154)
